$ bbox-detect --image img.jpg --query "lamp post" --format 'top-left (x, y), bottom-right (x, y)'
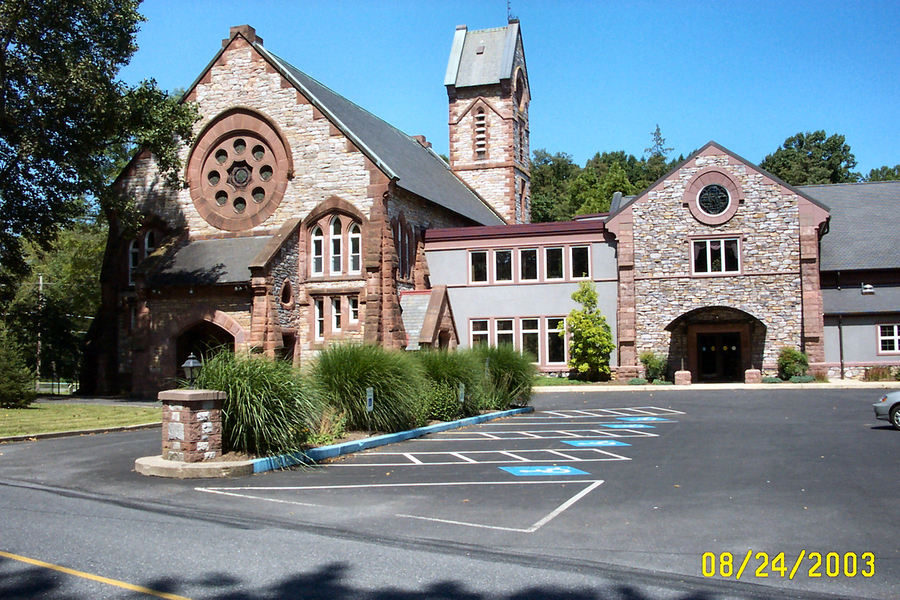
top-left (181, 353), bottom-right (202, 388)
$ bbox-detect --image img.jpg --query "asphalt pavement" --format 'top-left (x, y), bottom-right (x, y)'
top-left (0, 388), bottom-right (897, 599)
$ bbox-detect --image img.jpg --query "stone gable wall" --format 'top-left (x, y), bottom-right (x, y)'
top-left (630, 152), bottom-right (805, 370)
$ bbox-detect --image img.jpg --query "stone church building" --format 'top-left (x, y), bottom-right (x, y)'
top-left (82, 20), bottom-right (900, 395)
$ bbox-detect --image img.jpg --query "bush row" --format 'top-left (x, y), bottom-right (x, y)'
top-left (193, 343), bottom-right (535, 456)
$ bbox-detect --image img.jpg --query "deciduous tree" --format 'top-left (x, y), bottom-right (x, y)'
top-left (760, 131), bottom-right (860, 185)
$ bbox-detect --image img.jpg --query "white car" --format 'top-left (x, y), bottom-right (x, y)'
top-left (873, 390), bottom-right (900, 430)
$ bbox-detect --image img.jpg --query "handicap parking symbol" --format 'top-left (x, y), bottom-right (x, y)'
top-left (500, 465), bottom-right (590, 476)
top-left (615, 416), bottom-right (675, 423)
top-left (561, 440), bottom-right (630, 447)
top-left (598, 423), bottom-right (655, 429)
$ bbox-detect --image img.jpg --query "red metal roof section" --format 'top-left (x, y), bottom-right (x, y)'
top-left (425, 219), bottom-right (605, 242)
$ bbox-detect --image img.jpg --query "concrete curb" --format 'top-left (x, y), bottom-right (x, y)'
top-left (135, 406), bottom-right (534, 479)
top-left (533, 382), bottom-right (900, 393)
top-left (0, 422), bottom-right (162, 444)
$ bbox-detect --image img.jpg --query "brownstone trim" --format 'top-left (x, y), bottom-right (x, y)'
top-left (683, 167), bottom-right (743, 225)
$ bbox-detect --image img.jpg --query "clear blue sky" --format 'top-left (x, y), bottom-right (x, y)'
top-left (120, 0), bottom-right (900, 176)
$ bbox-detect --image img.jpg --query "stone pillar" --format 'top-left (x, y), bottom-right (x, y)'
top-left (159, 389), bottom-right (225, 462)
top-left (744, 369), bottom-right (762, 384)
top-left (674, 370), bottom-right (691, 385)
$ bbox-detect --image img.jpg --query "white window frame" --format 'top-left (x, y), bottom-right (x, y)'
top-left (691, 237), bottom-right (741, 275)
top-left (311, 226), bottom-right (324, 276)
top-left (878, 324), bottom-right (900, 354)
top-left (570, 245), bottom-right (591, 279)
top-left (143, 230), bottom-right (157, 257)
top-left (348, 296), bottom-right (360, 323)
top-left (495, 249), bottom-right (513, 282)
top-left (314, 298), bottom-right (325, 340)
top-left (330, 217), bottom-right (343, 275)
top-left (544, 247), bottom-right (564, 280)
top-left (545, 316), bottom-right (568, 365)
top-left (519, 248), bottom-right (539, 281)
top-left (469, 250), bottom-right (488, 284)
top-left (496, 319), bottom-right (514, 346)
top-left (520, 318), bottom-right (540, 363)
top-left (470, 319), bottom-right (490, 346)
top-left (349, 223), bottom-right (361, 274)
top-left (332, 297), bottom-right (342, 332)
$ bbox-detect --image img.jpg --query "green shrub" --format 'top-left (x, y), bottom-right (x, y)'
top-left (864, 366), bottom-right (893, 381)
top-left (564, 282), bottom-right (615, 381)
top-left (193, 351), bottom-right (320, 455)
top-left (472, 344), bottom-right (536, 410)
top-left (312, 344), bottom-right (427, 432)
top-left (777, 347), bottom-right (809, 380)
top-left (639, 351), bottom-right (667, 382)
top-left (307, 405), bottom-right (346, 447)
top-left (651, 379), bottom-right (673, 385)
top-left (415, 348), bottom-right (481, 418)
top-left (422, 381), bottom-right (466, 422)
top-left (789, 375), bottom-right (816, 383)
top-left (0, 325), bottom-right (37, 408)
top-left (762, 376), bottom-right (782, 384)
top-left (627, 377), bottom-right (648, 385)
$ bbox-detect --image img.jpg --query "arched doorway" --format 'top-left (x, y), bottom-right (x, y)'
top-left (665, 307), bottom-right (766, 383)
top-left (175, 321), bottom-right (235, 373)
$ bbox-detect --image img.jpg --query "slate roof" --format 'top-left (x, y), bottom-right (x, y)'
top-left (399, 291), bottom-right (432, 351)
top-left (822, 286), bottom-right (900, 315)
top-left (444, 22), bottom-right (521, 88)
top-left (800, 181), bottom-right (900, 272)
top-left (146, 236), bottom-right (272, 286)
top-left (254, 44), bottom-right (504, 226)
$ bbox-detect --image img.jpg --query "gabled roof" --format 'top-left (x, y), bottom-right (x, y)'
top-left (607, 141), bottom-right (830, 222)
top-left (444, 21), bottom-right (522, 88)
top-left (183, 28), bottom-right (504, 227)
top-left (801, 181), bottom-right (900, 271)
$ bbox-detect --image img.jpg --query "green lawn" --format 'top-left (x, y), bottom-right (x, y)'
top-left (0, 404), bottom-right (161, 438)
top-left (533, 375), bottom-right (599, 386)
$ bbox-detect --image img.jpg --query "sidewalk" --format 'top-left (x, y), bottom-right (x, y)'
top-left (533, 379), bottom-right (900, 393)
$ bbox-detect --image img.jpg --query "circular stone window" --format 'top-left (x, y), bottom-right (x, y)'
top-left (187, 110), bottom-right (292, 231)
top-left (698, 184), bottom-right (730, 215)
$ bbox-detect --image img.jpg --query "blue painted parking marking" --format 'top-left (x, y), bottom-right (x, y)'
top-left (615, 417), bottom-right (675, 423)
top-left (561, 440), bottom-right (631, 447)
top-left (500, 465), bottom-right (590, 476)
top-left (598, 423), bottom-right (655, 429)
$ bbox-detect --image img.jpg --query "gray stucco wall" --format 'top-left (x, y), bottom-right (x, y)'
top-left (824, 314), bottom-right (900, 364)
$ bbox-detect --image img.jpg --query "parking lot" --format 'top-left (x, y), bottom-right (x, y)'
top-left (2, 388), bottom-right (898, 599)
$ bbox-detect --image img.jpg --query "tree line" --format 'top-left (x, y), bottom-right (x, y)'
top-left (531, 127), bottom-right (900, 222)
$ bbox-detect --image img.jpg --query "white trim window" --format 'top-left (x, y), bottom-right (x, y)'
top-left (471, 319), bottom-right (489, 346)
top-left (520, 318), bottom-right (540, 362)
top-left (496, 319), bottom-right (514, 346)
top-left (692, 238), bottom-right (740, 274)
top-left (495, 249), bottom-right (513, 282)
top-left (878, 324), bottom-right (900, 353)
top-left (330, 217), bottom-right (343, 275)
top-left (570, 246), bottom-right (590, 279)
top-left (314, 297), bottom-right (325, 340)
top-left (332, 297), bottom-right (342, 332)
top-left (348, 296), bottom-right (360, 323)
top-left (349, 223), bottom-right (361, 273)
top-left (311, 226), bottom-right (324, 276)
top-left (470, 251), bottom-right (488, 283)
top-left (546, 317), bottom-right (567, 364)
top-left (128, 239), bottom-right (139, 286)
top-left (520, 248), bottom-right (538, 281)
top-left (143, 230), bottom-right (157, 257)
top-left (545, 247), bottom-right (564, 280)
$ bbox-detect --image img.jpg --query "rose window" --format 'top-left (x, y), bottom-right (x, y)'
top-left (698, 184), bottom-right (730, 216)
top-left (188, 110), bottom-right (292, 231)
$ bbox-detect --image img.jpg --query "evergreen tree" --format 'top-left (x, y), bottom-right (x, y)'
top-left (562, 282), bottom-right (615, 381)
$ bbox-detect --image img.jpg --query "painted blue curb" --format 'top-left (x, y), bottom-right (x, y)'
top-left (251, 406), bottom-right (534, 473)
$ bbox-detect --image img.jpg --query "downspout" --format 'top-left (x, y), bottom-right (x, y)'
top-left (838, 314), bottom-right (845, 380)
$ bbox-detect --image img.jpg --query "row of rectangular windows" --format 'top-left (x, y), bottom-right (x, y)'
top-left (313, 295), bottom-right (360, 340)
top-left (879, 324), bottom-right (900, 353)
top-left (310, 218), bottom-right (361, 277)
top-left (469, 246), bottom-right (590, 284)
top-left (470, 316), bottom-right (568, 366)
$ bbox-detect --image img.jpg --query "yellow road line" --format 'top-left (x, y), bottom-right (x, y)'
top-left (0, 550), bottom-right (192, 600)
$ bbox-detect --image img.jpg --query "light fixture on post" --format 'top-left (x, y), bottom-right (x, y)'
top-left (181, 353), bottom-right (202, 388)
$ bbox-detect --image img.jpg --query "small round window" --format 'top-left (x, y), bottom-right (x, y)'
top-left (698, 184), bottom-right (730, 215)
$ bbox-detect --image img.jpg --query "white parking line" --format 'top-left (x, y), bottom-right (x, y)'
top-left (422, 428), bottom-right (659, 441)
top-left (329, 448), bottom-right (631, 467)
top-left (403, 453), bottom-right (423, 464)
top-left (499, 451), bottom-right (529, 461)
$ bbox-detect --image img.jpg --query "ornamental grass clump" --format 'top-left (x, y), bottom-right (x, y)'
top-left (472, 344), bottom-right (536, 410)
top-left (415, 348), bottom-right (482, 419)
top-left (193, 351), bottom-right (320, 456)
top-left (312, 344), bottom-right (427, 432)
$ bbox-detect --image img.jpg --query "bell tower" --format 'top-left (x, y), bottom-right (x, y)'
top-left (445, 20), bottom-right (530, 224)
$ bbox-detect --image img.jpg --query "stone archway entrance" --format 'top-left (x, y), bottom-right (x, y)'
top-left (175, 321), bottom-right (235, 373)
top-left (665, 307), bottom-right (766, 383)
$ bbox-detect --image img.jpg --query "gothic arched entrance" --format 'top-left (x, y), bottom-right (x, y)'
top-left (175, 320), bottom-right (235, 373)
top-left (665, 307), bottom-right (766, 383)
